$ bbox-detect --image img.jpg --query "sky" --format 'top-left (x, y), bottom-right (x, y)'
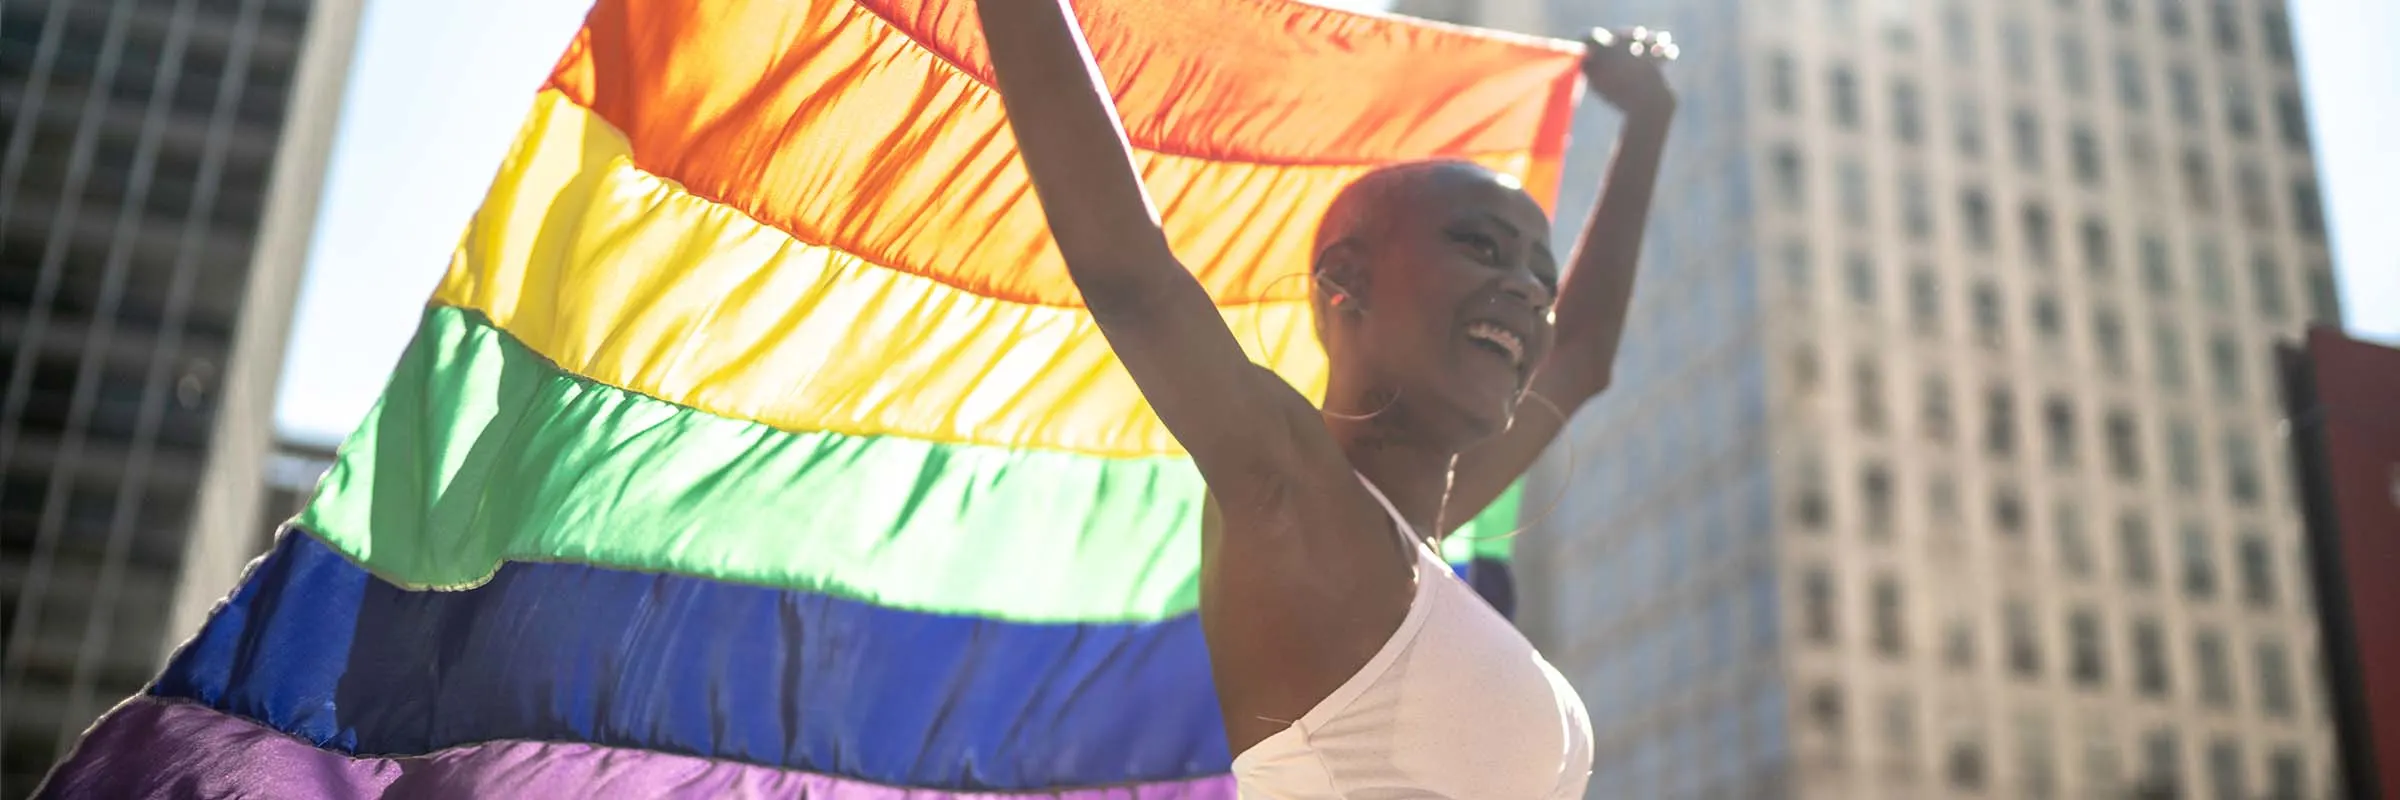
top-left (272, 0), bottom-right (2399, 445)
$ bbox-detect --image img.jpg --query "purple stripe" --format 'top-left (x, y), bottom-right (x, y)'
top-left (40, 697), bottom-right (1236, 800)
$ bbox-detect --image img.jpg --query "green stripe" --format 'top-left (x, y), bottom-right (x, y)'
top-left (299, 306), bottom-right (1206, 623)
top-left (1443, 482), bottom-right (1521, 564)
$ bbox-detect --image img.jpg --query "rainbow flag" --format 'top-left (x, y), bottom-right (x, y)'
top-left (42, 1), bottom-right (1580, 795)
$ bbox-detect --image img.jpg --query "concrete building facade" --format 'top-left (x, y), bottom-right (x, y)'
top-left (1399, 0), bottom-right (2345, 797)
top-left (0, 0), bottom-right (360, 794)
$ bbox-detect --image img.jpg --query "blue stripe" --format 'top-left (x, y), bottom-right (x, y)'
top-left (1457, 558), bottom-right (1516, 620)
top-left (153, 531), bottom-right (1227, 790)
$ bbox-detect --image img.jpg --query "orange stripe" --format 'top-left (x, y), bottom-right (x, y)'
top-left (547, 0), bottom-right (1582, 309)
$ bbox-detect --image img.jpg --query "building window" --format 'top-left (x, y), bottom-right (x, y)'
top-left (1804, 568), bottom-right (1838, 644)
top-left (2011, 109), bottom-right (2044, 172)
top-left (1923, 373), bottom-right (1955, 443)
top-left (2057, 503), bottom-right (2096, 578)
top-left (1946, 617), bottom-right (1978, 671)
top-left (1893, 79), bottom-right (1924, 144)
top-left (2167, 418), bottom-right (2204, 491)
top-left (2311, 265), bottom-right (2343, 323)
top-left (2292, 178), bottom-right (2325, 236)
top-left (2196, 629), bottom-right (2235, 709)
top-left (2225, 76), bottom-right (2258, 139)
top-left (2070, 125), bottom-right (2103, 187)
top-left (1984, 385), bottom-right (2017, 458)
top-left (2154, 322), bottom-right (2189, 389)
top-left (2082, 218), bottom-right (2112, 277)
top-left (2239, 534), bottom-right (2278, 608)
top-left (2107, 0), bottom-right (2135, 24)
top-left (1949, 738), bottom-right (1988, 791)
top-left (2125, 129), bottom-right (2160, 186)
top-left (2276, 89), bottom-right (2311, 149)
top-left (2105, 409), bottom-right (2142, 480)
top-left (2001, 18), bottom-right (2032, 83)
top-left (1783, 240), bottom-right (1813, 293)
top-left (2142, 234), bottom-right (2175, 297)
top-left (1797, 464), bottom-right (1830, 530)
top-left (2171, 65), bottom-right (2203, 124)
top-left (2198, 241), bottom-right (2233, 309)
top-left (1831, 65), bottom-right (1861, 128)
top-left (1873, 575), bottom-right (1906, 656)
top-left (2262, 6), bottom-right (2293, 62)
top-left (2120, 513), bottom-right (2158, 587)
top-left (2019, 714), bottom-right (2058, 799)
top-left (2113, 51), bottom-right (2147, 109)
top-left (2159, 0), bottom-right (2190, 34)
top-left (2226, 432), bottom-right (2263, 506)
top-left (2043, 396), bottom-right (2077, 468)
top-left (1993, 485), bottom-right (2026, 537)
top-left (2005, 599), bottom-right (2042, 678)
top-left (1883, 693), bottom-right (1917, 768)
top-left (1973, 281), bottom-right (2004, 347)
top-left (1961, 188), bottom-right (1994, 251)
top-left (1792, 346), bottom-right (1821, 394)
top-left (2087, 733), bottom-right (2125, 800)
top-left (1767, 52), bottom-right (1798, 113)
top-left (1809, 682), bottom-right (1846, 745)
top-left (2251, 252), bottom-right (2288, 319)
top-left (1954, 95), bottom-right (1985, 158)
top-left (2181, 148), bottom-right (2215, 210)
top-left (1910, 268), bottom-right (1941, 334)
top-left (1943, 3), bottom-right (1977, 65)
top-left (2256, 639), bottom-right (2294, 718)
top-left (1863, 462), bottom-right (1895, 538)
top-left (2057, 32), bottom-right (2090, 94)
top-left (1839, 160), bottom-right (1871, 228)
top-left (1771, 145), bottom-right (1806, 211)
top-left (2133, 619), bottom-right (2173, 701)
top-left (1931, 473), bottom-right (1961, 523)
top-left (2238, 164), bottom-right (2275, 228)
top-left (2141, 729), bottom-right (2183, 798)
top-left (2022, 202), bottom-right (2054, 265)
top-left (1901, 172), bottom-right (1932, 239)
top-left (2209, 333), bottom-right (2245, 401)
top-left (2070, 609), bottom-right (2107, 687)
top-left (2181, 522), bottom-right (2219, 601)
top-left (2033, 292), bottom-right (2063, 344)
top-left (2211, 0), bottom-right (2244, 51)
top-left (1854, 355), bottom-right (1887, 433)
top-left (2270, 748), bottom-right (2306, 799)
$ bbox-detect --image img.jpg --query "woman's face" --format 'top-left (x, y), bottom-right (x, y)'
top-left (1321, 164), bottom-right (1558, 446)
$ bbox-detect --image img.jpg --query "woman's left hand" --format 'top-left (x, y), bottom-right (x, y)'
top-left (1582, 27), bottom-right (1678, 119)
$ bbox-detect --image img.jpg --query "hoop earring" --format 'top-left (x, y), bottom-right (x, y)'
top-left (1439, 390), bottom-right (1580, 544)
top-left (1240, 271), bottom-right (1398, 423)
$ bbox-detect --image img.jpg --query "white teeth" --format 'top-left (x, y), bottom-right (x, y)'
top-left (1465, 321), bottom-right (1524, 365)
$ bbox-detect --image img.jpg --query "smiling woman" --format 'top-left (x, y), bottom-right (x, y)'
top-left (974, 0), bottom-right (1676, 793)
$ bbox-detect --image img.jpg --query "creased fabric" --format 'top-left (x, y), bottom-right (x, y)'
top-left (40, 0), bottom-right (1577, 795)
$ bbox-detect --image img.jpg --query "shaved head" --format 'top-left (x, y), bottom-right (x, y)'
top-left (1312, 160), bottom-right (1523, 278)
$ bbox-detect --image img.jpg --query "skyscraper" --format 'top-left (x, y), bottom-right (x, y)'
top-left (0, 0), bottom-right (362, 794)
top-left (1402, 0), bottom-right (2343, 797)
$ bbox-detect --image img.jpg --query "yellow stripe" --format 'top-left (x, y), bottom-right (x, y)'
top-left (442, 91), bottom-right (1355, 456)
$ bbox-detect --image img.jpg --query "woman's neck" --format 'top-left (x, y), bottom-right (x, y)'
top-left (1324, 411), bottom-right (1455, 542)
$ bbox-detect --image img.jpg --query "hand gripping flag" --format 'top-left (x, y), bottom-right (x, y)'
top-left (41, 1), bottom-right (1580, 795)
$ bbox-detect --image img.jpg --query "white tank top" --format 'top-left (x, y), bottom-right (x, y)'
top-left (1229, 478), bottom-right (1594, 799)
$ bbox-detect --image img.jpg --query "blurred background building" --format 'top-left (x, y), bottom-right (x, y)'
top-left (0, 0), bottom-right (363, 794)
top-left (1394, 0), bottom-right (2350, 797)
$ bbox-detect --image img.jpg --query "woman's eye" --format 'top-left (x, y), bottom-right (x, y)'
top-left (1454, 231), bottom-right (1500, 261)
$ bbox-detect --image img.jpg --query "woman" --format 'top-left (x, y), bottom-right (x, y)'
top-left (977, 2), bottom-right (1674, 796)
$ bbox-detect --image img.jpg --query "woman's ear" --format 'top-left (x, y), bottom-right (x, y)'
top-left (1314, 241), bottom-right (1368, 316)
